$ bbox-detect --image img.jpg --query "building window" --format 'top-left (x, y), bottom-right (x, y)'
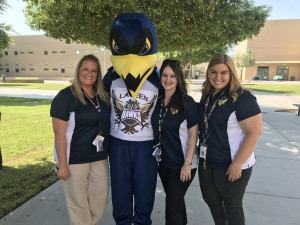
top-left (28, 51), bottom-right (34, 54)
top-left (44, 68), bottom-right (49, 71)
top-left (75, 50), bottom-right (80, 55)
top-left (0, 68), bottom-right (3, 71)
top-left (53, 68), bottom-right (58, 71)
top-left (4, 51), bottom-right (8, 55)
top-left (21, 68), bottom-right (26, 71)
top-left (16, 68), bottom-right (19, 73)
top-left (61, 68), bottom-right (65, 73)
top-left (276, 66), bottom-right (289, 81)
top-left (14, 51), bottom-right (18, 55)
top-left (20, 52), bottom-right (25, 54)
top-left (29, 68), bottom-right (34, 71)
top-left (93, 50), bottom-right (99, 53)
top-left (6, 68), bottom-right (9, 73)
top-left (15, 64), bottom-right (19, 66)
top-left (52, 51), bottom-right (57, 53)
top-left (257, 67), bottom-right (269, 80)
top-left (44, 51), bottom-right (48, 55)
top-left (60, 51), bottom-right (66, 53)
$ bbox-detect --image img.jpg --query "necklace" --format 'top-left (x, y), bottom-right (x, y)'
top-left (83, 91), bottom-right (101, 112)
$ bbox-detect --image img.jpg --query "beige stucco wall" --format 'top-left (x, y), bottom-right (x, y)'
top-left (0, 35), bottom-right (112, 79)
top-left (235, 19), bottom-right (300, 81)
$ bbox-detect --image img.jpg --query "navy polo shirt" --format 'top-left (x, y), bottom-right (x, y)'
top-left (50, 86), bottom-right (110, 164)
top-left (151, 95), bottom-right (199, 169)
top-left (198, 88), bottom-right (261, 170)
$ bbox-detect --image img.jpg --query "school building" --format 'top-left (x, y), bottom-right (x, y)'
top-left (1, 19), bottom-right (300, 82)
top-left (0, 35), bottom-right (112, 80)
top-left (234, 19), bottom-right (300, 81)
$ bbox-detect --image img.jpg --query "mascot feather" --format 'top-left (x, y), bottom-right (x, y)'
top-left (103, 13), bottom-right (159, 224)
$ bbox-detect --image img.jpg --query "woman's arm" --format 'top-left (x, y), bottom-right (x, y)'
top-left (180, 124), bottom-right (199, 182)
top-left (226, 113), bottom-right (262, 182)
top-left (52, 117), bottom-right (70, 180)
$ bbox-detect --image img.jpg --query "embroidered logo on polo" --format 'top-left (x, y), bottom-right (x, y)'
top-left (112, 90), bottom-right (157, 134)
top-left (218, 97), bottom-right (228, 106)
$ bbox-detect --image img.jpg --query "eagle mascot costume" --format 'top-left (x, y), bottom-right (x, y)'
top-left (103, 13), bottom-right (159, 225)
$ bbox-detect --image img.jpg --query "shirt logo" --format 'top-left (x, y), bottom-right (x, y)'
top-left (112, 90), bottom-right (157, 134)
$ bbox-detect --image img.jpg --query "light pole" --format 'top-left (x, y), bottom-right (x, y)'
top-left (100, 46), bottom-right (106, 74)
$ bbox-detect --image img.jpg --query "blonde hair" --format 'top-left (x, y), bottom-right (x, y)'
top-left (202, 53), bottom-right (244, 102)
top-left (70, 54), bottom-right (109, 105)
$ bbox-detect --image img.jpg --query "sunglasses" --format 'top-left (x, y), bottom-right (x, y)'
top-left (162, 59), bottom-right (181, 66)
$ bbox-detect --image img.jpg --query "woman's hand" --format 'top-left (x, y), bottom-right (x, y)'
top-left (57, 164), bottom-right (70, 180)
top-left (180, 164), bottom-right (192, 182)
top-left (226, 162), bottom-right (242, 182)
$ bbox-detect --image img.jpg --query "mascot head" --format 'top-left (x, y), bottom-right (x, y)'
top-left (109, 13), bottom-right (158, 99)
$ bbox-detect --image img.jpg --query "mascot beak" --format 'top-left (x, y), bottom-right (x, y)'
top-left (111, 54), bottom-right (157, 99)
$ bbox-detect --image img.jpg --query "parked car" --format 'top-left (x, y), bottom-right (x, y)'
top-left (273, 75), bottom-right (283, 81)
top-left (252, 75), bottom-right (261, 80)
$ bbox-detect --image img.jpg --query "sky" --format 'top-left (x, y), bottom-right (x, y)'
top-left (0, 0), bottom-right (300, 35)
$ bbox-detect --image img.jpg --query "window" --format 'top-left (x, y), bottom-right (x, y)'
top-left (93, 50), bottom-right (99, 53)
top-left (276, 66), bottom-right (289, 81)
top-left (60, 51), bottom-right (66, 53)
top-left (14, 51), bottom-right (18, 55)
top-left (28, 51), bottom-right (34, 54)
top-left (29, 68), bottom-right (34, 71)
top-left (75, 50), bottom-right (80, 55)
top-left (21, 68), bottom-right (26, 71)
top-left (61, 68), bottom-right (65, 73)
top-left (52, 51), bottom-right (57, 53)
top-left (20, 52), bottom-right (25, 54)
top-left (53, 68), bottom-right (58, 71)
top-left (44, 68), bottom-right (49, 71)
top-left (6, 68), bottom-right (9, 72)
top-left (4, 51), bottom-right (8, 55)
top-left (16, 68), bottom-right (19, 73)
top-left (44, 51), bottom-right (48, 55)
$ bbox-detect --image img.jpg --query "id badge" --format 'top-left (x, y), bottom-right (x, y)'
top-left (199, 144), bottom-right (207, 159)
top-left (152, 147), bottom-right (161, 158)
top-left (93, 135), bottom-right (104, 152)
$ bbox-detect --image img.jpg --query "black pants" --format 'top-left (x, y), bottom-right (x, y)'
top-left (198, 161), bottom-right (252, 225)
top-left (158, 165), bottom-right (196, 225)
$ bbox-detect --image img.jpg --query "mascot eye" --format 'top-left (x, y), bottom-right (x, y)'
top-left (138, 38), bottom-right (151, 56)
top-left (112, 39), bottom-right (125, 55)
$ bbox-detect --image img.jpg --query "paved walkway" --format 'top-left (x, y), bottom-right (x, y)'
top-left (1, 82), bottom-right (300, 225)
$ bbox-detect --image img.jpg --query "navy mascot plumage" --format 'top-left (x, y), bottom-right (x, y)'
top-left (103, 13), bottom-right (159, 224)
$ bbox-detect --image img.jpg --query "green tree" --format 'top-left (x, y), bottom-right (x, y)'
top-left (0, 0), bottom-right (12, 56)
top-left (235, 51), bottom-right (256, 80)
top-left (25, 0), bottom-right (271, 64)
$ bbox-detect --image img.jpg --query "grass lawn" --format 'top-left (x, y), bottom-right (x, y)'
top-left (243, 83), bottom-right (300, 95)
top-left (0, 82), bottom-right (69, 90)
top-left (0, 97), bottom-right (58, 219)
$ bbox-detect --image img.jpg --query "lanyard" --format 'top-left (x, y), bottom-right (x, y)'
top-left (83, 91), bottom-right (101, 112)
top-left (202, 89), bottom-right (224, 144)
top-left (83, 90), bottom-right (103, 135)
top-left (158, 98), bottom-right (169, 145)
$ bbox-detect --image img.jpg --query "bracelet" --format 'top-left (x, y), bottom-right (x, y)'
top-left (184, 160), bottom-right (192, 166)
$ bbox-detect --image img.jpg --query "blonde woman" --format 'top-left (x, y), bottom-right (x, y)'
top-left (50, 54), bottom-right (110, 225)
top-left (198, 53), bottom-right (262, 225)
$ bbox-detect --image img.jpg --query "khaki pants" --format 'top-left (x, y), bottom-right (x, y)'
top-left (62, 160), bottom-right (109, 225)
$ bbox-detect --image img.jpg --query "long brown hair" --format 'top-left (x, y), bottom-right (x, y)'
top-left (70, 54), bottom-right (109, 105)
top-left (202, 53), bottom-right (243, 102)
top-left (160, 59), bottom-right (188, 114)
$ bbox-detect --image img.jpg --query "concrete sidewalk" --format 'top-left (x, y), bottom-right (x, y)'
top-left (1, 83), bottom-right (300, 225)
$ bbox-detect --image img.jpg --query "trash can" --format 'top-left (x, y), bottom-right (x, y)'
top-left (291, 76), bottom-right (295, 81)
